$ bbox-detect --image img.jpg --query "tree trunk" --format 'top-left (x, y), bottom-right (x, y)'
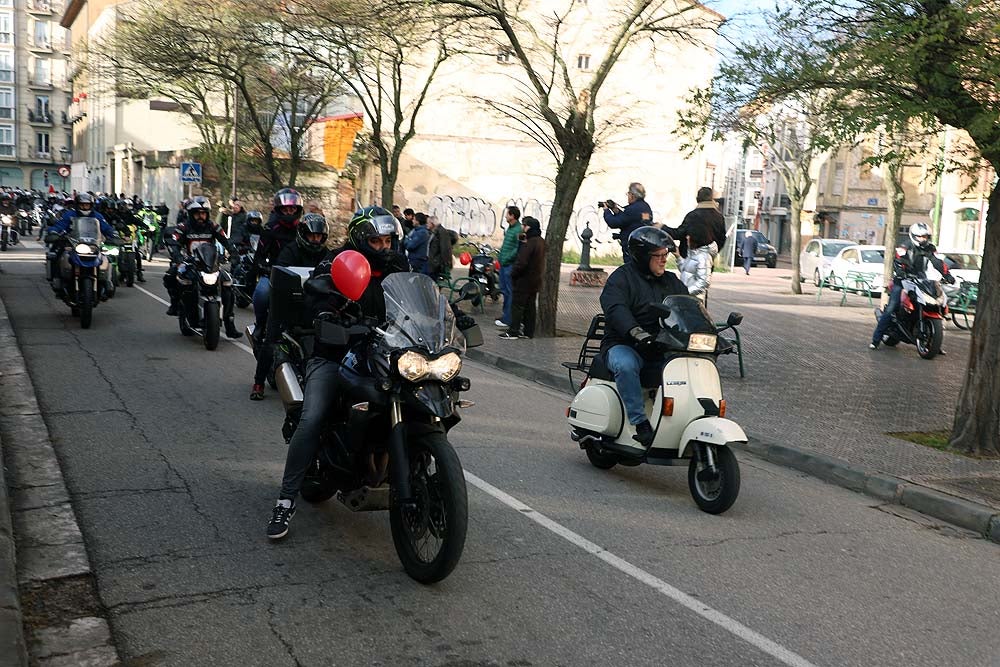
top-left (536, 149), bottom-right (592, 337)
top-left (880, 165), bottom-right (906, 303)
top-left (789, 202), bottom-right (803, 294)
top-left (948, 179), bottom-right (1000, 456)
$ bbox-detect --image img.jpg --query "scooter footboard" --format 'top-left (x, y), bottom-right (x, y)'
top-left (678, 417), bottom-right (747, 457)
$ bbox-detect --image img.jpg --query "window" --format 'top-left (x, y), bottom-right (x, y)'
top-left (0, 50), bottom-right (11, 82)
top-left (0, 12), bottom-right (11, 44)
top-left (36, 131), bottom-right (49, 154)
top-left (35, 95), bottom-right (48, 116)
top-left (0, 124), bottom-right (13, 156)
top-left (33, 20), bottom-right (49, 48)
top-left (496, 48), bottom-right (511, 64)
top-left (0, 0), bottom-right (12, 7)
top-left (32, 58), bottom-right (50, 85)
top-left (577, 54), bottom-right (591, 70)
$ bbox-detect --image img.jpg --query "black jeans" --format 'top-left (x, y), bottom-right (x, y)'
top-left (279, 357), bottom-right (341, 500)
top-left (508, 289), bottom-right (537, 338)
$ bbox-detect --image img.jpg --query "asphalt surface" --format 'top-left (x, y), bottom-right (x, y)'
top-left (2, 241), bottom-right (1000, 667)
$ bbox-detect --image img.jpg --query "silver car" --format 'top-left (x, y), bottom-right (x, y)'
top-left (799, 238), bottom-right (854, 286)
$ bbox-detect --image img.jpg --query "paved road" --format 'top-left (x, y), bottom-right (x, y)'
top-left (2, 243), bottom-right (1000, 666)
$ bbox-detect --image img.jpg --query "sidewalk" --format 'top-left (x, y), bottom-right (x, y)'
top-left (464, 263), bottom-right (1000, 539)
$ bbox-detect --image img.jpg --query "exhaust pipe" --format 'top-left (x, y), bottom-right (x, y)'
top-left (275, 362), bottom-right (304, 413)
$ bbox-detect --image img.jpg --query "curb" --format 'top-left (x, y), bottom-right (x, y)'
top-left (466, 347), bottom-right (1000, 544)
top-left (0, 296), bottom-right (119, 666)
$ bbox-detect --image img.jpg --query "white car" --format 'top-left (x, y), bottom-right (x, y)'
top-left (937, 249), bottom-right (981, 286)
top-left (827, 245), bottom-right (886, 292)
top-left (800, 238), bottom-right (855, 286)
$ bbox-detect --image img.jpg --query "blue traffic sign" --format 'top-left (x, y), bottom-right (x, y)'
top-left (180, 162), bottom-right (202, 183)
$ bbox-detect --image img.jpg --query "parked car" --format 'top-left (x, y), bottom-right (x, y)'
top-left (937, 249), bottom-right (981, 286)
top-left (827, 245), bottom-right (885, 292)
top-left (799, 238), bottom-right (855, 286)
top-left (734, 229), bottom-right (778, 268)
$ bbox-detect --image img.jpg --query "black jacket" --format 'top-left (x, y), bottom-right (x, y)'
top-left (666, 203), bottom-right (727, 258)
top-left (599, 263), bottom-right (688, 354)
top-left (603, 199), bottom-right (653, 259)
top-left (893, 239), bottom-right (948, 280)
top-left (253, 216), bottom-right (298, 273)
top-left (169, 220), bottom-right (234, 260)
top-left (274, 241), bottom-right (325, 269)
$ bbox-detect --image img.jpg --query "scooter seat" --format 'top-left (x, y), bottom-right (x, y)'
top-left (589, 353), bottom-right (662, 389)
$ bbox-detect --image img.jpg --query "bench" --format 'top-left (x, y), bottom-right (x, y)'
top-left (817, 270), bottom-right (878, 306)
top-left (949, 281), bottom-right (977, 330)
top-left (561, 313), bottom-right (745, 393)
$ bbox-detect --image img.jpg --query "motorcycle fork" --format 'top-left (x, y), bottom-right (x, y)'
top-left (387, 394), bottom-right (413, 504)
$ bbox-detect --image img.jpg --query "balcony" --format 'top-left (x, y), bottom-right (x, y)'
top-left (34, 150), bottom-right (52, 160)
top-left (27, 109), bottom-right (53, 124)
top-left (28, 39), bottom-right (52, 53)
top-left (26, 0), bottom-right (52, 14)
top-left (27, 77), bottom-right (53, 89)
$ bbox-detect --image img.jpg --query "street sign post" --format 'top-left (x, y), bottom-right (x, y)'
top-left (180, 161), bottom-right (202, 198)
top-left (57, 165), bottom-right (70, 192)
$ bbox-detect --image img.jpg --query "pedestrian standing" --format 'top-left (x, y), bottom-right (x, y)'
top-left (501, 216), bottom-right (545, 339)
top-left (740, 232), bottom-right (758, 275)
top-left (603, 182), bottom-right (653, 262)
top-left (496, 206), bottom-right (522, 328)
top-left (426, 215), bottom-right (455, 281)
top-left (666, 187), bottom-right (727, 259)
top-left (403, 212), bottom-right (430, 273)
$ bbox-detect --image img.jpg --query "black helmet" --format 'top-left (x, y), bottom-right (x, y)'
top-left (296, 213), bottom-right (329, 256)
top-left (627, 226), bottom-right (673, 271)
top-left (347, 206), bottom-right (400, 268)
top-left (74, 192), bottom-right (95, 214)
top-left (246, 210), bottom-right (264, 226)
top-left (116, 198), bottom-right (130, 212)
top-left (272, 188), bottom-right (303, 227)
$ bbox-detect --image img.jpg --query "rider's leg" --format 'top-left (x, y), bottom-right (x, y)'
top-left (871, 283), bottom-right (902, 347)
top-left (606, 344), bottom-right (646, 425)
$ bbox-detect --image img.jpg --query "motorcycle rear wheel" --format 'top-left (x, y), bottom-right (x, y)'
top-left (389, 432), bottom-right (468, 584)
top-left (585, 442), bottom-right (619, 469)
top-left (688, 444), bottom-right (740, 514)
top-left (916, 319), bottom-right (943, 359)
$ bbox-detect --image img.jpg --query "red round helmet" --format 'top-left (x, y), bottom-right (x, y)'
top-left (459, 251), bottom-right (472, 266)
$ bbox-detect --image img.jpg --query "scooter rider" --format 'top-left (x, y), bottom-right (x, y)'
top-left (870, 221), bottom-right (954, 350)
top-left (164, 196), bottom-right (244, 339)
top-left (266, 206), bottom-right (409, 539)
top-left (250, 213), bottom-right (330, 401)
top-left (47, 193), bottom-right (118, 295)
top-left (599, 226), bottom-right (688, 448)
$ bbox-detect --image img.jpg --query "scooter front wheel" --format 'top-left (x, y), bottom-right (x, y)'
top-left (688, 444), bottom-right (740, 514)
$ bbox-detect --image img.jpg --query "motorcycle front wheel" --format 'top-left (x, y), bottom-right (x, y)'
top-left (389, 432), bottom-right (468, 584)
top-left (203, 301), bottom-right (220, 350)
top-left (688, 444), bottom-right (740, 515)
top-left (79, 279), bottom-right (94, 329)
top-left (916, 318), bottom-right (943, 359)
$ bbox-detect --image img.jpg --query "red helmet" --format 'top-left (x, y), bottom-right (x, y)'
top-left (459, 251), bottom-right (472, 266)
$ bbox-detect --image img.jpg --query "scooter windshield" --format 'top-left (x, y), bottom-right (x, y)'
top-left (660, 295), bottom-right (717, 336)
top-left (382, 273), bottom-right (466, 355)
top-left (72, 217), bottom-right (102, 244)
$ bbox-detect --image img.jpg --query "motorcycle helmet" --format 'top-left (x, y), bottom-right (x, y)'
top-left (627, 226), bottom-right (674, 272)
top-left (347, 206), bottom-right (400, 270)
top-left (74, 193), bottom-right (95, 215)
top-left (272, 188), bottom-right (303, 227)
top-left (909, 222), bottom-right (932, 248)
top-left (116, 199), bottom-right (131, 213)
top-left (186, 196), bottom-right (211, 225)
top-left (296, 213), bottom-right (329, 255)
top-left (246, 210), bottom-right (264, 228)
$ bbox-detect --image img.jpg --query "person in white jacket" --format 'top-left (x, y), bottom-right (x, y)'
top-left (676, 224), bottom-right (717, 303)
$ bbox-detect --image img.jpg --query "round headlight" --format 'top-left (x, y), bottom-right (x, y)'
top-left (202, 271), bottom-right (220, 286)
top-left (75, 243), bottom-right (95, 255)
top-left (397, 351), bottom-right (429, 381)
top-left (428, 352), bottom-right (462, 382)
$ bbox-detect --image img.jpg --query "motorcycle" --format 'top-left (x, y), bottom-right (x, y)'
top-left (272, 268), bottom-right (482, 583)
top-left (47, 217), bottom-right (119, 329)
top-left (245, 265), bottom-right (313, 390)
top-left (114, 224), bottom-right (139, 287)
top-left (567, 296), bottom-right (747, 514)
top-left (1, 213), bottom-right (19, 250)
top-left (17, 209), bottom-right (31, 236)
top-left (140, 211), bottom-right (162, 261)
top-left (230, 243), bottom-right (257, 309)
top-left (176, 242), bottom-right (225, 350)
top-left (459, 239), bottom-right (500, 304)
top-left (875, 267), bottom-right (950, 359)
top-left (100, 237), bottom-right (120, 299)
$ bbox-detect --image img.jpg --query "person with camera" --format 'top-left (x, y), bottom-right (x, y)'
top-left (602, 182), bottom-right (653, 263)
top-left (599, 227), bottom-right (687, 448)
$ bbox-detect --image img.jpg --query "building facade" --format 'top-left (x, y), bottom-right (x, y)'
top-left (0, 0), bottom-right (73, 191)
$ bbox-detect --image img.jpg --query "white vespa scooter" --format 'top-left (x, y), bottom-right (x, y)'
top-left (567, 296), bottom-right (747, 514)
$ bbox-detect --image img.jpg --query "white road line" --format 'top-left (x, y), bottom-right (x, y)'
top-left (134, 284), bottom-right (254, 354)
top-left (464, 472), bottom-right (817, 667)
top-left (133, 280), bottom-right (814, 667)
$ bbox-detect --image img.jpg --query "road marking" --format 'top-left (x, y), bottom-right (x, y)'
top-left (136, 277), bottom-right (813, 666)
top-left (134, 285), bottom-right (254, 354)
top-left (464, 471), bottom-right (817, 667)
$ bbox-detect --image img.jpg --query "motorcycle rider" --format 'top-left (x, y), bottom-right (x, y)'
top-left (250, 188), bottom-right (303, 348)
top-left (250, 213), bottom-right (329, 401)
top-left (870, 221), bottom-right (954, 350)
top-left (46, 193), bottom-right (118, 295)
top-left (266, 206), bottom-right (410, 539)
top-left (163, 196), bottom-right (243, 339)
top-left (114, 198), bottom-right (147, 282)
top-left (599, 227), bottom-right (688, 448)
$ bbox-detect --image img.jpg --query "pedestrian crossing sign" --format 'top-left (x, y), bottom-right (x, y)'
top-left (180, 162), bottom-right (202, 183)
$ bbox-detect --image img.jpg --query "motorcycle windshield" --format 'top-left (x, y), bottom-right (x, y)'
top-left (71, 217), bottom-right (102, 244)
top-left (382, 273), bottom-right (465, 355)
top-left (193, 243), bottom-right (219, 270)
top-left (660, 295), bottom-right (717, 336)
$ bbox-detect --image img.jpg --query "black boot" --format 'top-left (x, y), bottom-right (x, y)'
top-left (136, 271), bottom-right (146, 283)
top-left (166, 294), bottom-right (180, 317)
top-left (225, 318), bottom-right (243, 339)
top-left (632, 420), bottom-right (655, 449)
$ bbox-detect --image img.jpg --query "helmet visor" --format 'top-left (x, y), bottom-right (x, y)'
top-left (370, 215), bottom-right (398, 237)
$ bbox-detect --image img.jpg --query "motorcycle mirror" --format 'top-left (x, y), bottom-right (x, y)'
top-left (726, 311), bottom-right (743, 327)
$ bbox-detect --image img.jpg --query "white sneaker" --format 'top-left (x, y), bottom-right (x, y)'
top-left (494, 319), bottom-right (509, 328)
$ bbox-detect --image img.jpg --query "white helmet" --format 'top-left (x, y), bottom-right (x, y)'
top-left (908, 222), bottom-right (932, 248)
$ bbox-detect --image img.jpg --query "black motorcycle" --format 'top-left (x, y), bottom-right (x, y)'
top-left (230, 242), bottom-right (257, 309)
top-left (876, 270), bottom-right (951, 360)
top-left (273, 271), bottom-right (483, 583)
top-left (177, 243), bottom-right (224, 350)
top-left (459, 239), bottom-right (500, 304)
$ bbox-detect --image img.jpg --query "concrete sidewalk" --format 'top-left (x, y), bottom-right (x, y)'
top-left (464, 263), bottom-right (1000, 541)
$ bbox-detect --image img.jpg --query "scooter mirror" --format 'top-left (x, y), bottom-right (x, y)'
top-left (727, 311), bottom-right (743, 327)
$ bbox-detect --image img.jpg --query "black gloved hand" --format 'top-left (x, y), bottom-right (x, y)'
top-left (943, 273), bottom-right (956, 285)
top-left (629, 326), bottom-right (655, 352)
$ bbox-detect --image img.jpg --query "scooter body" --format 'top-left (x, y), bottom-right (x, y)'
top-left (567, 297), bottom-right (746, 514)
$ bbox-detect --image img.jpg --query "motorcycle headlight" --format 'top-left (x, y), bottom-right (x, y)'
top-left (105, 246), bottom-right (119, 257)
top-left (202, 271), bottom-right (220, 286)
top-left (688, 333), bottom-right (717, 352)
top-left (397, 350), bottom-right (429, 381)
top-left (427, 352), bottom-right (462, 382)
top-left (75, 243), bottom-right (95, 256)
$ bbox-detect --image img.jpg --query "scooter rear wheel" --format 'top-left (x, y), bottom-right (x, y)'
top-left (688, 444), bottom-right (740, 514)
top-left (585, 443), bottom-right (619, 469)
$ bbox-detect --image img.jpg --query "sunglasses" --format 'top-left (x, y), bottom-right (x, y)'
top-left (649, 251), bottom-right (669, 259)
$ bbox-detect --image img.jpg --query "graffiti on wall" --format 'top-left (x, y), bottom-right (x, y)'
top-left (427, 195), bottom-right (498, 237)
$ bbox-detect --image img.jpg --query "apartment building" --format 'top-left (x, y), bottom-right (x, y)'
top-left (0, 0), bottom-right (73, 190)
